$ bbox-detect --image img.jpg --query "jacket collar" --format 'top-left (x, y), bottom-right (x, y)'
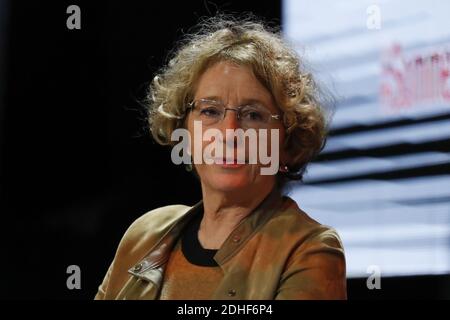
top-left (214, 188), bottom-right (283, 264)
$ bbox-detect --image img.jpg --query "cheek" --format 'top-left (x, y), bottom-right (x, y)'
top-left (185, 118), bottom-right (197, 156)
top-left (278, 130), bottom-right (289, 163)
top-left (274, 124), bottom-right (286, 147)
top-left (258, 128), bottom-right (284, 157)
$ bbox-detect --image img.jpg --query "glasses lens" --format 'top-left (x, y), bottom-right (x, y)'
top-left (194, 100), bottom-right (224, 125)
top-left (239, 105), bottom-right (271, 128)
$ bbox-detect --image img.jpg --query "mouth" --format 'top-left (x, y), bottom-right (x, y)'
top-left (214, 157), bottom-right (248, 167)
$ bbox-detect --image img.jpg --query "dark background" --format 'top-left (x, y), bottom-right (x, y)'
top-left (0, 0), bottom-right (448, 299)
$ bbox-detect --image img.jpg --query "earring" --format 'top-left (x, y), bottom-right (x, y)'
top-left (185, 163), bottom-right (193, 172)
top-left (279, 165), bottom-right (289, 173)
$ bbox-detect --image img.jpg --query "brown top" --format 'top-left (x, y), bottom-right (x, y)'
top-left (158, 239), bottom-right (223, 300)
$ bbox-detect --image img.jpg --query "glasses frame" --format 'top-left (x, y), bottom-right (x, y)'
top-left (186, 98), bottom-right (281, 127)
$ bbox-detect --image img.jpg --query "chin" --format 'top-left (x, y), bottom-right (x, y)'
top-left (214, 182), bottom-right (250, 192)
top-left (214, 176), bottom-right (252, 191)
top-left (207, 170), bottom-right (254, 192)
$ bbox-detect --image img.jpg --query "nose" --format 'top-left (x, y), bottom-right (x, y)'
top-left (218, 109), bottom-right (240, 150)
top-left (221, 108), bottom-right (240, 130)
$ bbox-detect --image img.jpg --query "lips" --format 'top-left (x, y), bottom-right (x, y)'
top-left (210, 158), bottom-right (248, 168)
top-left (218, 157), bottom-right (247, 165)
top-left (219, 162), bottom-right (245, 169)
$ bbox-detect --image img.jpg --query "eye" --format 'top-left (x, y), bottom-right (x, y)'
top-left (241, 107), bottom-right (265, 121)
top-left (199, 106), bottom-right (222, 117)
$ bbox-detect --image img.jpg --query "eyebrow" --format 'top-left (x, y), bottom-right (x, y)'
top-left (198, 96), bottom-right (270, 107)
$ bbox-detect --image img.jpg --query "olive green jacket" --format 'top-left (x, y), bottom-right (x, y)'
top-left (94, 190), bottom-right (347, 300)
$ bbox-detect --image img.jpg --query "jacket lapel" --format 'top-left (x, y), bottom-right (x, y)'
top-left (122, 201), bottom-right (203, 299)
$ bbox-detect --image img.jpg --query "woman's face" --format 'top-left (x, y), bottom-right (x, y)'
top-left (186, 61), bottom-right (287, 193)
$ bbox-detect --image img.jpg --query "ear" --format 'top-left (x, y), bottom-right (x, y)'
top-left (281, 140), bottom-right (307, 171)
top-left (279, 147), bottom-right (293, 168)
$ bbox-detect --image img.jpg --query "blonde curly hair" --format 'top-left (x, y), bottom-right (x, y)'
top-left (146, 14), bottom-right (333, 181)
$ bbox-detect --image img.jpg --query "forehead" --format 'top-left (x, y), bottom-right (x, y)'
top-left (194, 61), bottom-right (274, 106)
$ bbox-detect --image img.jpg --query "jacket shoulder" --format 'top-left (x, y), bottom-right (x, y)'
top-left (272, 196), bottom-right (344, 251)
top-left (94, 204), bottom-right (192, 299)
top-left (272, 198), bottom-right (347, 299)
top-left (117, 204), bottom-right (192, 255)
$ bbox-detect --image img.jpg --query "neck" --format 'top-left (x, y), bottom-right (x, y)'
top-left (198, 180), bottom-right (275, 249)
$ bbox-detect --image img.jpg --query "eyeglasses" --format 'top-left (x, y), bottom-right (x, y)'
top-left (187, 98), bottom-right (281, 129)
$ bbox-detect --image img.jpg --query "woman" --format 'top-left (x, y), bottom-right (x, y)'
top-left (95, 15), bottom-right (346, 300)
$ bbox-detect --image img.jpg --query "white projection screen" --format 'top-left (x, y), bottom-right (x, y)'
top-left (283, 0), bottom-right (450, 277)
